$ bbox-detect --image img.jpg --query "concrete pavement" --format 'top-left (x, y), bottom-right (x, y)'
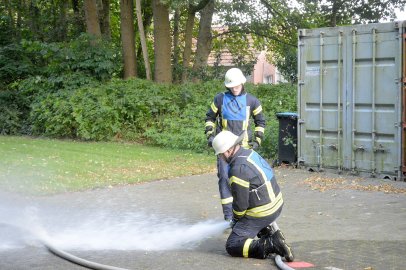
top-left (1, 167), bottom-right (405, 270)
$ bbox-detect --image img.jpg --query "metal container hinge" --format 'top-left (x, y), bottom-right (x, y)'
top-left (353, 145), bottom-right (365, 151)
top-left (328, 144), bottom-right (338, 150)
top-left (373, 144), bottom-right (387, 153)
top-left (299, 29), bottom-right (306, 37)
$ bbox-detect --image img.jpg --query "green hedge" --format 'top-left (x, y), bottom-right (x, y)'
top-left (0, 78), bottom-right (296, 159)
top-left (0, 35), bottom-right (297, 159)
top-left (248, 83), bottom-right (297, 158)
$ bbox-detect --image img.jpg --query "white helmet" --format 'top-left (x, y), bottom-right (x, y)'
top-left (224, 68), bottom-right (246, 88)
top-left (212, 131), bottom-right (244, 155)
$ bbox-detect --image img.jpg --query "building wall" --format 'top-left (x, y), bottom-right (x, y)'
top-left (251, 51), bottom-right (285, 84)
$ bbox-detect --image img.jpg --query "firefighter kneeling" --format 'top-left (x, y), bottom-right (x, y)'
top-left (212, 131), bottom-right (294, 261)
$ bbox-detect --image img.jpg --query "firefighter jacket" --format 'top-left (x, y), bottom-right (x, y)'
top-left (205, 89), bottom-right (266, 148)
top-left (228, 147), bottom-right (284, 220)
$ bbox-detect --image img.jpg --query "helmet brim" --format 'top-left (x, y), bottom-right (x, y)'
top-left (224, 77), bottom-right (246, 88)
top-left (214, 131), bottom-right (245, 155)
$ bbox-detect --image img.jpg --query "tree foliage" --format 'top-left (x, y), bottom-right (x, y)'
top-left (1, 0), bottom-right (403, 158)
top-left (214, 0), bottom-right (405, 82)
top-left (1, 0), bottom-right (403, 85)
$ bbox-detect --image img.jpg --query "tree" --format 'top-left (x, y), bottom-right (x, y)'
top-left (72, 0), bottom-right (86, 36)
top-left (191, 0), bottom-right (215, 80)
top-left (98, 0), bottom-right (111, 39)
top-left (180, 0), bottom-right (211, 83)
top-left (120, 0), bottom-right (137, 79)
top-left (152, 0), bottom-right (172, 83)
top-left (28, 0), bottom-right (41, 40)
top-left (135, 0), bottom-right (151, 80)
top-left (0, 0), bottom-right (16, 44)
top-left (55, 1), bottom-right (69, 41)
top-left (84, 0), bottom-right (101, 37)
top-left (319, 0), bottom-right (404, 26)
top-left (171, 8), bottom-right (182, 83)
top-left (212, 0), bottom-right (405, 83)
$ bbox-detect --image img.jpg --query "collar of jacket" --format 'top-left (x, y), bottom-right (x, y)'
top-left (225, 86), bottom-right (246, 96)
top-left (228, 146), bottom-right (250, 164)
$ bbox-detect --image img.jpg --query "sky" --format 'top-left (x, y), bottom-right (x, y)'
top-left (395, 9), bottom-right (406, 20)
top-left (381, 8), bottom-right (406, 22)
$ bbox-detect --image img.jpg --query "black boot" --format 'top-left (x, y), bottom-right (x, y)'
top-left (249, 236), bottom-right (274, 259)
top-left (257, 225), bottom-right (272, 238)
top-left (270, 230), bottom-right (294, 262)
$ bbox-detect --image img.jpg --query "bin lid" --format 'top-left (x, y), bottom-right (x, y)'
top-left (276, 112), bottom-right (298, 119)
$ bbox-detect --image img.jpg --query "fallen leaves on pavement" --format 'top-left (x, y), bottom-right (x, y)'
top-left (301, 175), bottom-right (406, 194)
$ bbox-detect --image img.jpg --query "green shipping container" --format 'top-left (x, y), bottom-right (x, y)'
top-left (297, 21), bottom-right (405, 181)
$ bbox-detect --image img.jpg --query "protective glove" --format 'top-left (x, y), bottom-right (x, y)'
top-left (207, 135), bottom-right (214, 147)
top-left (229, 218), bottom-right (238, 229)
top-left (249, 141), bottom-right (259, 150)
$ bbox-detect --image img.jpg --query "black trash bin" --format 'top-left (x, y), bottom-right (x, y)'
top-left (275, 112), bottom-right (298, 165)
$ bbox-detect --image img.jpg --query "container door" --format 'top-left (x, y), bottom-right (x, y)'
top-left (298, 22), bottom-right (404, 179)
top-left (403, 30), bottom-right (406, 177)
top-left (297, 29), bottom-right (344, 171)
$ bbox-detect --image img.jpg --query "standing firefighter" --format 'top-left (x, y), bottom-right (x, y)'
top-left (205, 68), bottom-right (266, 221)
top-left (211, 130), bottom-right (294, 261)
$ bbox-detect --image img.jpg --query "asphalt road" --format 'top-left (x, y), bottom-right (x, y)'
top-left (1, 167), bottom-right (405, 270)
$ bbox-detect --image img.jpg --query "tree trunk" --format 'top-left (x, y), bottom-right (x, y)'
top-left (84, 0), bottom-right (101, 37)
top-left (4, 0), bottom-right (15, 41)
top-left (172, 8), bottom-right (181, 83)
top-left (4, 0), bottom-right (14, 28)
top-left (180, 9), bottom-right (195, 83)
top-left (180, 0), bottom-right (211, 83)
top-left (98, 0), bottom-right (111, 39)
top-left (120, 0), bottom-right (137, 79)
top-left (15, 0), bottom-right (24, 41)
top-left (72, 0), bottom-right (85, 34)
top-left (57, 1), bottom-right (68, 41)
top-left (152, 0), bottom-right (172, 83)
top-left (329, 0), bottom-right (341, 27)
top-left (72, 0), bottom-right (80, 13)
top-left (29, 0), bottom-right (40, 40)
top-left (135, 0), bottom-right (151, 80)
top-left (192, 0), bottom-right (215, 80)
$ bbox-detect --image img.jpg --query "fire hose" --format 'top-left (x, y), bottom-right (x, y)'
top-left (43, 240), bottom-right (130, 270)
top-left (0, 222), bottom-right (130, 270)
top-left (2, 222), bottom-right (294, 270)
top-left (275, 255), bottom-right (295, 270)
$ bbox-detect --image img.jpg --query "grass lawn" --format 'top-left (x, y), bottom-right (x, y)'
top-left (0, 136), bottom-right (216, 195)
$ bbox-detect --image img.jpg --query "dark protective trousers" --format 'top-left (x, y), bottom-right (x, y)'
top-left (217, 156), bottom-right (233, 220)
top-left (226, 207), bottom-right (282, 258)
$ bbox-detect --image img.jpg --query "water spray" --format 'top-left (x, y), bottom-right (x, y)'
top-left (0, 191), bottom-right (231, 269)
top-left (0, 193), bottom-right (294, 270)
top-left (0, 222), bottom-right (131, 270)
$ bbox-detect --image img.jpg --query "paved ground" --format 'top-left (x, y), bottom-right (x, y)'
top-left (1, 167), bottom-right (405, 270)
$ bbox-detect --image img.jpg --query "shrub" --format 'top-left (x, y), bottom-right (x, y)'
top-left (247, 83), bottom-right (297, 159)
top-left (0, 90), bottom-right (24, 135)
top-left (30, 90), bottom-right (76, 137)
top-left (143, 81), bottom-right (223, 152)
top-left (20, 34), bottom-right (120, 81)
top-left (144, 104), bottom-right (207, 152)
top-left (0, 44), bottom-right (36, 88)
top-left (69, 79), bottom-right (178, 141)
top-left (2, 75), bottom-right (297, 160)
top-left (141, 81), bottom-right (297, 158)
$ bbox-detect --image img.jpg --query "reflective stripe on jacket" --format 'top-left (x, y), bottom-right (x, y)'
top-left (228, 147), bottom-right (283, 219)
top-left (205, 90), bottom-right (266, 147)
